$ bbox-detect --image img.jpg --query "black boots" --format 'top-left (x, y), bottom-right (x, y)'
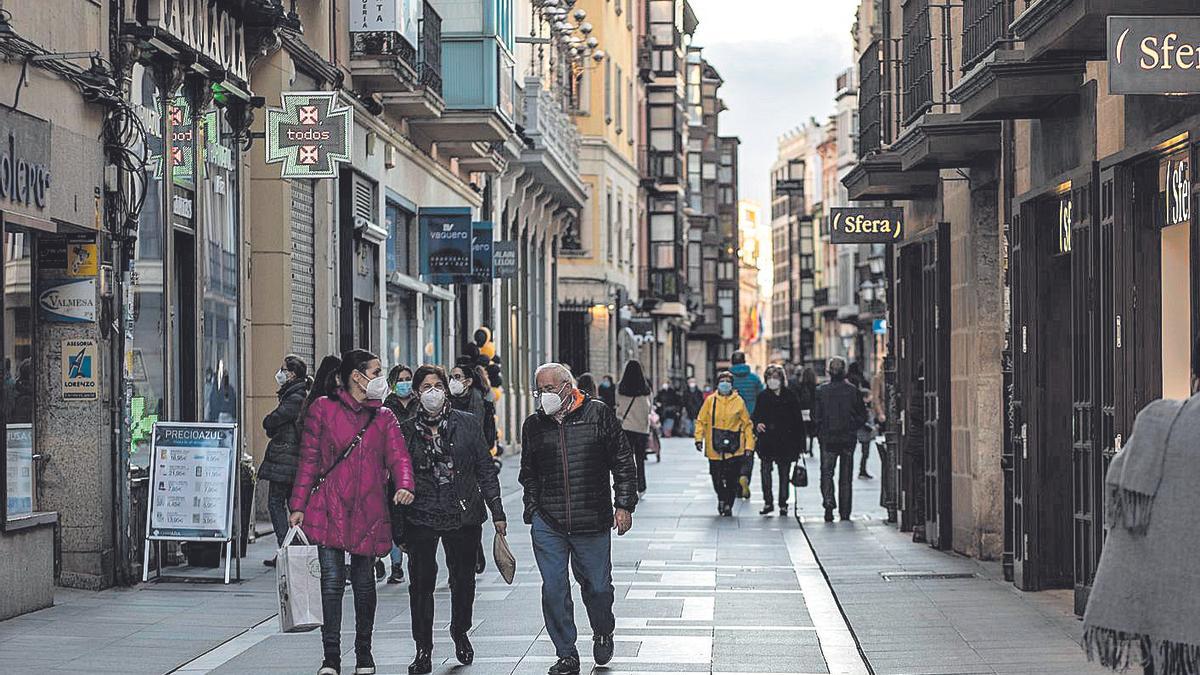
top-left (453, 633), bottom-right (475, 665)
top-left (408, 649), bottom-right (432, 675)
top-left (824, 507), bottom-right (835, 522)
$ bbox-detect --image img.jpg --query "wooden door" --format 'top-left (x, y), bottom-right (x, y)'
top-left (1071, 177), bottom-right (1101, 615)
top-left (1011, 201), bottom-right (1035, 588)
top-left (922, 222), bottom-right (952, 550)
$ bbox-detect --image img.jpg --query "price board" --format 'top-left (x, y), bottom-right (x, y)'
top-left (144, 422), bottom-right (238, 542)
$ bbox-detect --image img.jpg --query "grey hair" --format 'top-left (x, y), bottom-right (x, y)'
top-left (827, 356), bottom-right (847, 377)
top-left (534, 362), bottom-right (575, 386)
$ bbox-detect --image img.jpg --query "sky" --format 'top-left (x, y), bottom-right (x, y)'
top-left (688, 0), bottom-right (860, 209)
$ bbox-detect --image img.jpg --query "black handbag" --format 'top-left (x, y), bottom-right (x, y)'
top-left (708, 399), bottom-right (741, 456)
top-left (791, 458), bottom-right (809, 488)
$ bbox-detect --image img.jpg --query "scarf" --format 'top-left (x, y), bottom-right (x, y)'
top-left (1083, 396), bottom-right (1199, 674)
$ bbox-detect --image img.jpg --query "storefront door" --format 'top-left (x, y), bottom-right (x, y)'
top-left (920, 222), bottom-right (951, 550)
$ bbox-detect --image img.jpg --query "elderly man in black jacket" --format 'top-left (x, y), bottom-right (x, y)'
top-left (520, 362), bottom-right (638, 675)
top-left (814, 357), bottom-right (868, 523)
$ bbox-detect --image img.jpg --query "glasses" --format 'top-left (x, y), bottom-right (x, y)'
top-left (535, 381), bottom-right (567, 396)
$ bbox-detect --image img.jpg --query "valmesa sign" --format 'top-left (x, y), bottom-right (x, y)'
top-left (1109, 16), bottom-right (1200, 94)
top-left (829, 207), bottom-right (904, 244)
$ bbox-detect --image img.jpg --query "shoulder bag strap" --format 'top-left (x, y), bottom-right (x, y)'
top-left (309, 407), bottom-right (379, 496)
top-left (621, 397), bottom-right (637, 422)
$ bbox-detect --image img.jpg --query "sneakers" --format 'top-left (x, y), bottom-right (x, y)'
top-left (373, 559), bottom-right (386, 581)
top-left (593, 634), bottom-right (615, 666)
top-left (858, 470), bottom-right (874, 479)
top-left (548, 656), bottom-right (581, 675)
top-left (738, 476), bottom-right (751, 499)
top-left (778, 503), bottom-right (788, 516)
top-left (386, 567), bottom-right (405, 584)
top-left (759, 504), bottom-right (775, 515)
top-left (317, 661), bottom-right (340, 675)
top-left (354, 651), bottom-right (376, 674)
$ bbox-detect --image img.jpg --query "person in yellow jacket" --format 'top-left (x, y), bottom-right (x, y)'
top-left (694, 371), bottom-right (756, 516)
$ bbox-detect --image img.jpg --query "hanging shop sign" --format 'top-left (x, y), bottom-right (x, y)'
top-left (151, 97), bottom-right (229, 181)
top-left (1058, 194), bottom-right (1073, 255)
top-left (38, 279), bottom-right (97, 323)
top-left (38, 234), bottom-right (98, 278)
top-left (873, 319), bottom-right (888, 335)
top-left (265, 92), bottom-right (353, 179)
top-left (471, 221), bottom-right (494, 283)
top-left (351, 0), bottom-right (420, 48)
top-left (1165, 151), bottom-right (1191, 227)
top-left (493, 241), bottom-right (518, 279)
top-left (144, 422), bottom-right (239, 542)
top-left (61, 338), bottom-right (99, 402)
top-left (1109, 16), bottom-right (1200, 94)
top-left (0, 109), bottom-right (52, 221)
top-left (829, 207), bottom-right (904, 244)
top-left (419, 207), bottom-right (473, 283)
top-left (125, 0), bottom-right (250, 90)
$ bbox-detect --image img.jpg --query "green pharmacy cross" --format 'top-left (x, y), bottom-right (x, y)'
top-left (264, 91), bottom-right (353, 179)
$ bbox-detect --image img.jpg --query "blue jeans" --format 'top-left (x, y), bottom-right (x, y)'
top-left (530, 513), bottom-right (616, 658)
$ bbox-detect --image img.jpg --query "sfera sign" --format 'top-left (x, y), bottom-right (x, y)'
top-left (829, 207), bottom-right (904, 244)
top-left (1109, 16), bottom-right (1200, 94)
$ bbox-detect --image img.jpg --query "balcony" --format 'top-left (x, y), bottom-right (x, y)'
top-left (517, 77), bottom-right (586, 210)
top-left (379, 2), bottom-right (446, 121)
top-left (892, 113), bottom-right (1002, 171)
top-left (350, 31), bottom-right (420, 94)
top-left (843, 152), bottom-right (938, 201)
top-left (641, 145), bottom-right (684, 193)
top-left (1013, 0), bottom-right (1197, 63)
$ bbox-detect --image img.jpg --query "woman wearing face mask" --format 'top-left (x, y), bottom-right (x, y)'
top-left (449, 361), bottom-right (487, 422)
top-left (385, 366), bottom-right (416, 422)
top-left (597, 374), bottom-right (617, 409)
top-left (259, 354), bottom-right (311, 566)
top-left (752, 365), bottom-right (805, 516)
top-left (616, 360), bottom-right (654, 494)
top-left (290, 349), bottom-right (416, 675)
top-left (394, 365), bottom-right (506, 675)
top-left (694, 371), bottom-right (755, 516)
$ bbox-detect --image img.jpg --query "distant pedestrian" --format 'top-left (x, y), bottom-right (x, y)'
top-left (792, 366), bottom-right (819, 456)
top-left (752, 365), bottom-right (804, 516)
top-left (289, 349), bottom-right (416, 675)
top-left (520, 363), bottom-right (638, 675)
top-left (729, 351), bottom-right (764, 499)
top-left (656, 382), bottom-right (683, 437)
top-left (694, 371), bottom-right (755, 517)
top-left (259, 354), bottom-right (310, 566)
top-left (848, 362), bottom-right (875, 479)
top-left (682, 377), bottom-right (704, 437)
top-left (395, 365), bottom-right (506, 675)
top-left (576, 372), bottom-right (599, 399)
top-left (616, 360), bottom-right (654, 494)
top-left (598, 374), bottom-right (617, 408)
top-left (449, 360), bottom-right (487, 421)
top-left (1082, 338), bottom-right (1200, 675)
top-left (814, 357), bottom-right (868, 522)
top-left (383, 364), bottom-right (416, 584)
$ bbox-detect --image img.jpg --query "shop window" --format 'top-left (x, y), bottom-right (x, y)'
top-left (386, 201), bottom-right (414, 277)
top-left (4, 228), bottom-right (35, 522)
top-left (201, 110), bottom-right (240, 424)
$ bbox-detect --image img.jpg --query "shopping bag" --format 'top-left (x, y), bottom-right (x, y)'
top-left (790, 458), bottom-right (809, 488)
top-left (277, 526), bottom-right (323, 633)
top-left (493, 531), bottom-right (516, 585)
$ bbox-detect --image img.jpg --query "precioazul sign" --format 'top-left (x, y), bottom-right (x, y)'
top-left (264, 92), bottom-right (353, 179)
top-left (1109, 16), bottom-right (1200, 94)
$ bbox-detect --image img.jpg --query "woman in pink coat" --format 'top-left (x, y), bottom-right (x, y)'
top-left (290, 349), bottom-right (415, 675)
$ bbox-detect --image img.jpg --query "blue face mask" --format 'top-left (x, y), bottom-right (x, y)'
top-left (395, 381), bottom-right (413, 397)
top-left (717, 381), bottom-right (733, 395)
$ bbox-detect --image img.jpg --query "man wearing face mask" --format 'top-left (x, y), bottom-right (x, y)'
top-left (520, 363), bottom-right (638, 675)
top-left (682, 377), bottom-right (704, 437)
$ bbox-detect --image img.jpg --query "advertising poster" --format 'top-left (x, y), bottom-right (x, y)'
top-left (493, 241), bottom-right (518, 279)
top-left (145, 423), bottom-right (238, 542)
top-left (38, 278), bottom-right (97, 323)
top-left (419, 207), bottom-right (473, 284)
top-left (6, 424), bottom-right (33, 517)
top-left (61, 338), bottom-right (99, 401)
top-left (471, 220), bottom-right (494, 283)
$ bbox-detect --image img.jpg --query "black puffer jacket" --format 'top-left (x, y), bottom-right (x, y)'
top-left (814, 377), bottom-right (868, 449)
top-left (519, 396), bottom-right (638, 534)
top-left (393, 410), bottom-right (504, 542)
top-left (259, 378), bottom-right (309, 483)
top-left (752, 387), bottom-right (805, 463)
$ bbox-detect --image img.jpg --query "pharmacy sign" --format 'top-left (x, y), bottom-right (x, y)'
top-left (265, 92), bottom-right (353, 179)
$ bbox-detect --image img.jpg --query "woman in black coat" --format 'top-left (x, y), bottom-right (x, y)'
top-left (753, 364), bottom-right (805, 515)
top-left (395, 365), bottom-right (506, 675)
top-left (792, 366), bottom-right (819, 455)
top-left (259, 354), bottom-right (310, 564)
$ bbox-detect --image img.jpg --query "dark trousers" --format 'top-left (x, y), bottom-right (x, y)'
top-left (624, 430), bottom-right (648, 492)
top-left (317, 547), bottom-right (377, 666)
top-left (530, 513), bottom-right (615, 659)
top-left (405, 523), bottom-right (483, 650)
top-left (709, 457), bottom-right (742, 509)
top-left (859, 439), bottom-right (872, 473)
top-left (820, 445), bottom-right (855, 518)
top-left (760, 457), bottom-right (793, 508)
top-left (267, 480), bottom-right (293, 547)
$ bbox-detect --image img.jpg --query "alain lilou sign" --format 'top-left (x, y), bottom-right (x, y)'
top-left (1109, 16), bottom-right (1200, 94)
top-left (265, 92), bottom-right (353, 179)
top-left (828, 207), bottom-right (904, 245)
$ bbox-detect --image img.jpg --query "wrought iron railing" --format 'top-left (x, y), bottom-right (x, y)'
top-left (858, 39), bottom-right (883, 156)
top-left (902, 0), bottom-right (935, 126)
top-left (351, 31), bottom-right (417, 69)
top-left (419, 1), bottom-right (443, 96)
top-left (523, 77), bottom-right (581, 174)
top-left (962, 0), bottom-right (1014, 71)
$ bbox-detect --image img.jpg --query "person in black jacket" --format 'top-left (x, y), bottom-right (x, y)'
top-left (449, 361), bottom-right (487, 421)
top-left (752, 364), bottom-right (805, 516)
top-left (814, 357), bottom-right (868, 522)
top-left (520, 363), bottom-right (638, 675)
top-left (259, 354), bottom-right (310, 565)
top-left (396, 365), bottom-right (505, 675)
top-left (790, 366), bottom-right (818, 456)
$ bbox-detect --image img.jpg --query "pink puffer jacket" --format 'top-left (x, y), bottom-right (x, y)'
top-left (289, 390), bottom-right (415, 556)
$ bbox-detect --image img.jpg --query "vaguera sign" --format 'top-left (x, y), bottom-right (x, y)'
top-left (828, 207), bottom-right (904, 245)
top-left (1109, 16), bottom-right (1200, 94)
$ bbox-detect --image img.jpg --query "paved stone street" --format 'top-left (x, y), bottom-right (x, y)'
top-left (0, 437), bottom-right (1107, 674)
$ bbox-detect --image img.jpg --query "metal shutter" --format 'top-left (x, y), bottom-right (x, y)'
top-left (290, 179), bottom-right (317, 366)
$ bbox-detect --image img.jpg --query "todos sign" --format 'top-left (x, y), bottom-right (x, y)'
top-left (1109, 16), bottom-right (1200, 94)
top-left (265, 92), bottom-right (353, 179)
top-left (828, 207), bottom-right (904, 244)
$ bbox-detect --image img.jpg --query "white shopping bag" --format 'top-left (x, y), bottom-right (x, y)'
top-left (277, 526), bottom-right (323, 633)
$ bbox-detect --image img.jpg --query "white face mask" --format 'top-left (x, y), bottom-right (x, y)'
top-left (449, 379), bottom-right (467, 396)
top-left (364, 375), bottom-right (390, 400)
top-left (539, 392), bottom-right (564, 416)
top-left (275, 369), bottom-right (289, 387)
top-left (420, 388), bottom-right (446, 413)
top-left (767, 378), bottom-right (781, 391)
